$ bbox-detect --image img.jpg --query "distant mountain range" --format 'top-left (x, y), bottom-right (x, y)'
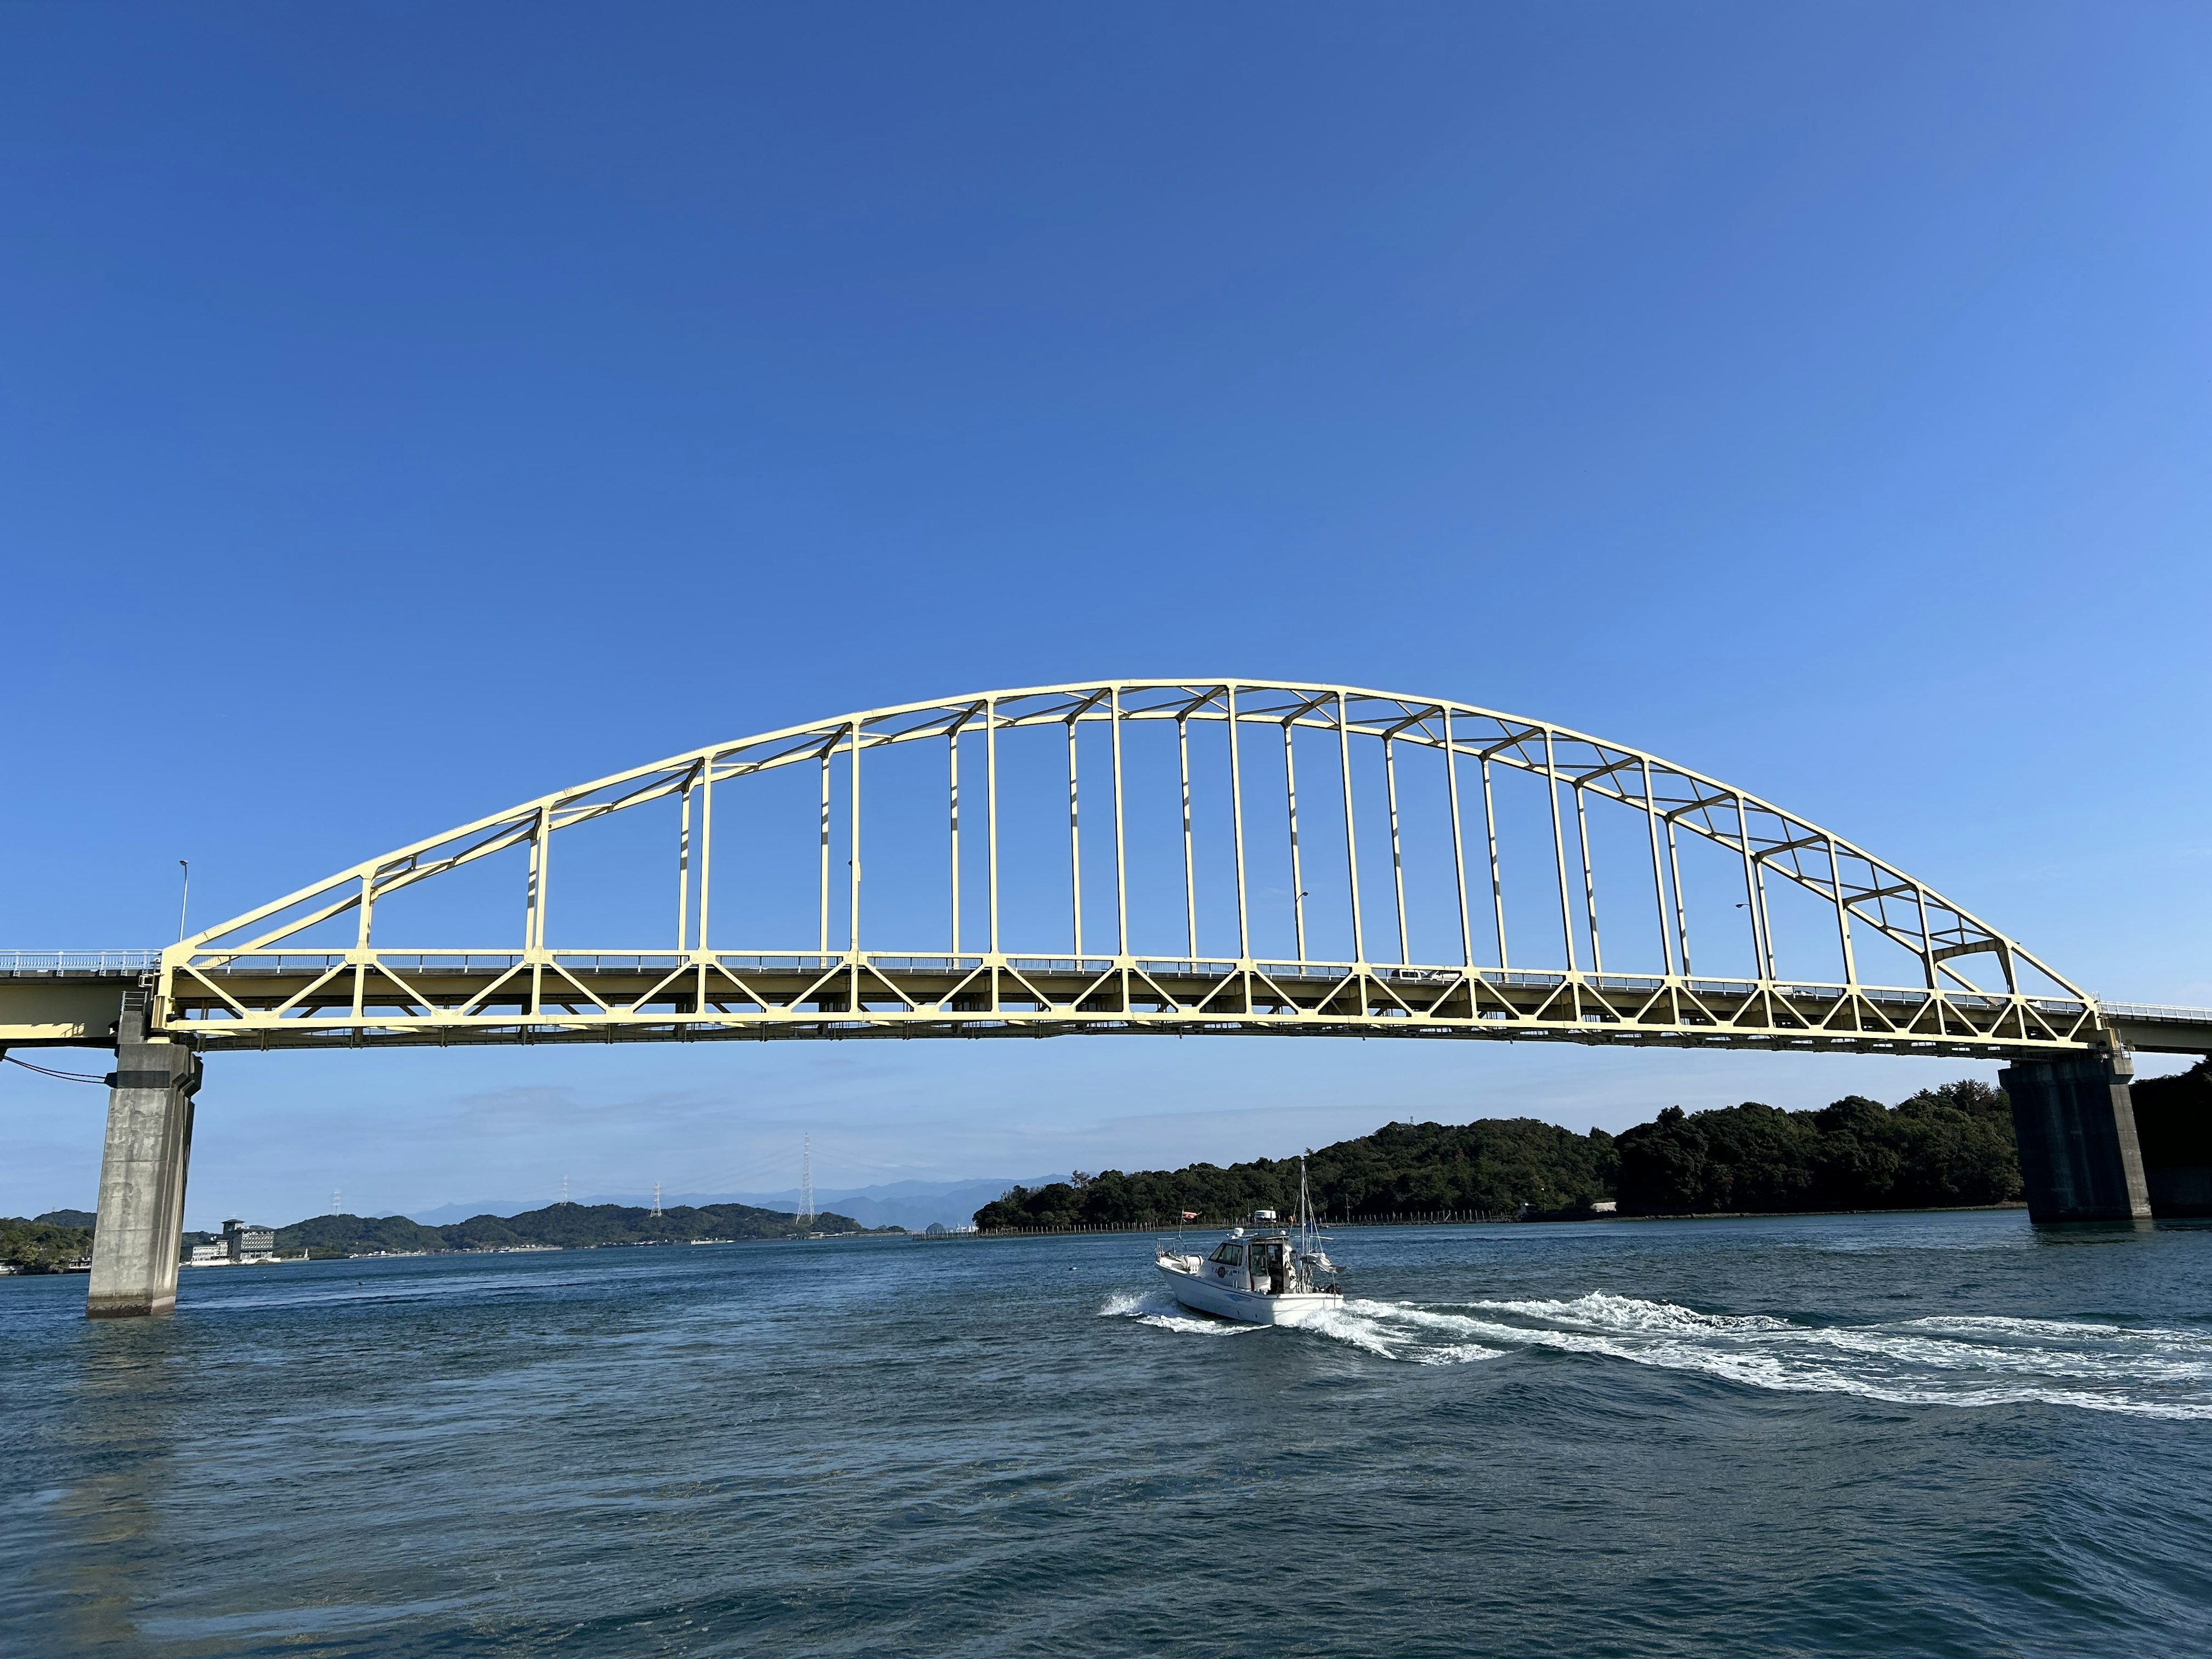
top-left (406, 1176), bottom-right (1057, 1233)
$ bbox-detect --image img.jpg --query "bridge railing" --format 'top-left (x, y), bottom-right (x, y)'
top-left (0, 949), bottom-right (161, 974)
top-left (2098, 1002), bottom-right (2212, 1025)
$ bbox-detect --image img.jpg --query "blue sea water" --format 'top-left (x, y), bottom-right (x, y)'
top-left (5, 1211), bottom-right (2211, 1657)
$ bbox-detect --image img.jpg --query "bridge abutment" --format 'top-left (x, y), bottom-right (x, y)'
top-left (86, 1010), bottom-right (200, 1319)
top-left (1999, 1051), bottom-right (2152, 1224)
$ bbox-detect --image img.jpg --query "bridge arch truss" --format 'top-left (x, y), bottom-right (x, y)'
top-left (161, 680), bottom-right (2105, 1057)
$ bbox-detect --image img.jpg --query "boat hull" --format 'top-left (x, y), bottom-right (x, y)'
top-left (1157, 1263), bottom-right (1340, 1326)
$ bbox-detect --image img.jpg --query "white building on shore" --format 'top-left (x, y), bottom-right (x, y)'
top-left (185, 1219), bottom-right (280, 1266)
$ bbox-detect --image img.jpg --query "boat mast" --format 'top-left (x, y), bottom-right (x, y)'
top-left (1298, 1151), bottom-right (1317, 1285)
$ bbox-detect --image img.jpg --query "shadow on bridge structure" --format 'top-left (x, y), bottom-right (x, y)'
top-left (3, 680), bottom-right (2206, 1315)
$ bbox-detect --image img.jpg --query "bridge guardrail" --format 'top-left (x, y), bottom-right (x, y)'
top-left (0, 950), bottom-right (160, 974)
top-left (2099, 1002), bottom-right (2212, 1025)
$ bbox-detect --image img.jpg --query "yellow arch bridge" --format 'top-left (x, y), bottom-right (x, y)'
top-left (2, 680), bottom-right (2205, 1313)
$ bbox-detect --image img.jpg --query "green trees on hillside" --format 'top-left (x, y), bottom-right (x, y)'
top-left (0, 1215), bottom-right (94, 1272)
top-left (974, 1081), bottom-right (2028, 1229)
top-left (1614, 1082), bottom-right (2020, 1214)
top-left (280, 1213), bottom-right (445, 1257)
top-left (275, 1200), bottom-right (868, 1256)
top-left (974, 1118), bottom-right (1619, 1230)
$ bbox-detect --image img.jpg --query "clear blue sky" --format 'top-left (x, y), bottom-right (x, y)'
top-left (3, 3), bottom-right (2207, 1226)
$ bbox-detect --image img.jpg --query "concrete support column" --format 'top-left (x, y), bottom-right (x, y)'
top-left (86, 1011), bottom-right (201, 1319)
top-left (1999, 1050), bottom-right (2152, 1224)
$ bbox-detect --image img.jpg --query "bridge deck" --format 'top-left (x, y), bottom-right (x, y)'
top-left (3, 959), bottom-right (2207, 1056)
top-left (0, 964), bottom-right (151, 1048)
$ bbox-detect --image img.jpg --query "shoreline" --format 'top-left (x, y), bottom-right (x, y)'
top-left (972, 1202), bottom-right (2036, 1239)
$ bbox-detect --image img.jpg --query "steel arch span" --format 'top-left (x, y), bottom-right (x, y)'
top-left (160, 680), bottom-right (2107, 1057)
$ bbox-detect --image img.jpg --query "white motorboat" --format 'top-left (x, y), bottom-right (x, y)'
top-left (1154, 1156), bottom-right (1343, 1325)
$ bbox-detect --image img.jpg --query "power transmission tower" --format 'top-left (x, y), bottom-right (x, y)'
top-left (651, 1180), bottom-right (661, 1218)
top-left (560, 1175), bottom-right (570, 1206)
top-left (332, 1187), bottom-right (341, 1216)
top-left (800, 1132), bottom-right (813, 1226)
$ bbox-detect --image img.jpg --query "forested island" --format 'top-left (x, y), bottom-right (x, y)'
top-left (972, 1062), bottom-right (2212, 1229)
top-left (276, 1199), bottom-right (878, 1258)
top-left (0, 1211), bottom-right (94, 1273)
top-left (0, 1200), bottom-right (877, 1271)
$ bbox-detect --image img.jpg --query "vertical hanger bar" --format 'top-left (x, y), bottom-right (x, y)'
top-left (1338, 691), bottom-right (1364, 964)
top-left (524, 814), bottom-right (546, 955)
top-left (698, 763), bottom-right (713, 955)
top-left (1111, 687), bottom-right (1128, 958)
top-left (1179, 715), bottom-right (1196, 960)
top-left (1734, 798), bottom-right (1762, 976)
top-left (1754, 859), bottom-right (1777, 982)
top-left (949, 728), bottom-right (961, 956)
top-left (987, 699), bottom-right (1000, 955)
top-left (1827, 836), bottom-right (1858, 986)
top-left (1442, 710), bottom-right (1472, 969)
top-left (1734, 796), bottom-right (1772, 981)
top-left (1639, 759), bottom-right (1673, 978)
top-left (1067, 711), bottom-right (1083, 957)
top-left (1913, 887), bottom-right (1939, 993)
top-left (530, 803), bottom-right (552, 1016)
top-left (1543, 729), bottom-right (1577, 973)
top-left (1227, 685), bottom-right (1248, 961)
top-left (676, 771), bottom-right (692, 953)
top-left (353, 871), bottom-right (369, 1018)
top-left (817, 745), bottom-right (831, 957)
top-left (848, 721), bottom-right (862, 956)
top-left (1482, 755), bottom-right (1508, 971)
top-left (524, 817), bottom-right (541, 952)
top-left (1284, 721), bottom-right (1306, 963)
top-left (1666, 816), bottom-right (1691, 978)
top-left (1385, 734), bottom-right (1407, 965)
top-left (1574, 783), bottom-right (1601, 975)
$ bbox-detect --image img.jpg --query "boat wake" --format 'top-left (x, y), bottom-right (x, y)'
top-left (1099, 1287), bottom-right (1260, 1335)
top-left (1108, 1287), bottom-right (2212, 1416)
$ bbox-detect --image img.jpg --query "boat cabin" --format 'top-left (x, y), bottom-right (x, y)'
top-left (1203, 1232), bottom-right (1293, 1295)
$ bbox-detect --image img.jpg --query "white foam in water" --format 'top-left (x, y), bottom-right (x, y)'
top-left (1108, 1285), bottom-right (2212, 1416)
top-left (1475, 1291), bottom-right (1793, 1335)
top-left (1097, 1287), bottom-right (1257, 1336)
top-left (1431, 1293), bottom-right (2212, 1418)
top-left (1282, 1299), bottom-right (1497, 1362)
top-left (1099, 1289), bottom-right (1500, 1363)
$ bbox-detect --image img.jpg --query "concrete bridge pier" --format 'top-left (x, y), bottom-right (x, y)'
top-left (1999, 1050), bottom-right (2152, 1223)
top-left (85, 1007), bottom-right (201, 1318)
